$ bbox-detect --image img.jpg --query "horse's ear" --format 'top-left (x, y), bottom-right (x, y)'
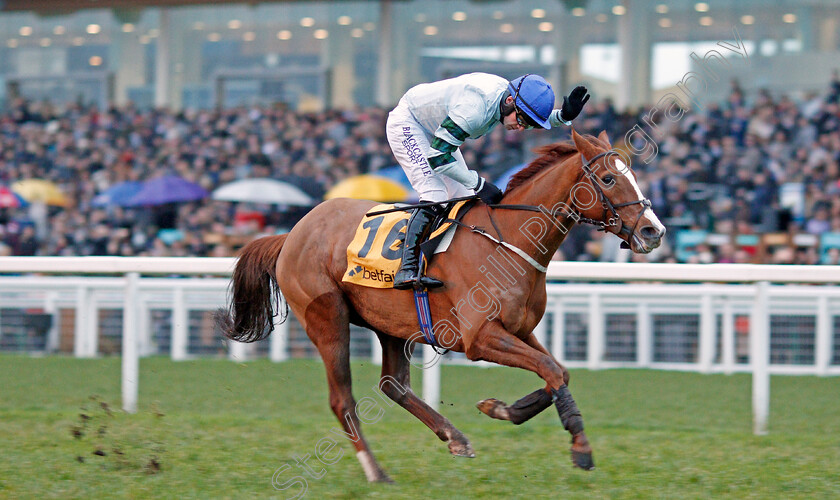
top-left (571, 129), bottom-right (597, 160)
top-left (598, 130), bottom-right (611, 148)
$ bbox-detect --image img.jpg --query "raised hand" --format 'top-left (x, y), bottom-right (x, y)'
top-left (560, 86), bottom-right (591, 122)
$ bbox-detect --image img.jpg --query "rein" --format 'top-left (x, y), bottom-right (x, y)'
top-left (363, 150), bottom-right (652, 274)
top-left (482, 150), bottom-right (651, 265)
top-left (365, 196), bottom-right (476, 216)
top-left (490, 151), bottom-right (650, 230)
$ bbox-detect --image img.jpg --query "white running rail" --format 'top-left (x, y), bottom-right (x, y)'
top-left (0, 257), bottom-right (838, 436)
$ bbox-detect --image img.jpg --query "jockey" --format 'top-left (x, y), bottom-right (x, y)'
top-left (386, 72), bottom-right (590, 290)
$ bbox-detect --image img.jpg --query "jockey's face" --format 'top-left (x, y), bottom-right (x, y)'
top-left (502, 96), bottom-right (528, 131)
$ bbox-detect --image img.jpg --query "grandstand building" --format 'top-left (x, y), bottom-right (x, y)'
top-left (0, 0), bottom-right (838, 110)
top-left (0, 1), bottom-right (839, 264)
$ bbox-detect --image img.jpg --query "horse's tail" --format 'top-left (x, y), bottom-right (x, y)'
top-left (216, 234), bottom-right (289, 343)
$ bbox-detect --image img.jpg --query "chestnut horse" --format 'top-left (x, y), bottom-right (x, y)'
top-left (217, 130), bottom-right (665, 482)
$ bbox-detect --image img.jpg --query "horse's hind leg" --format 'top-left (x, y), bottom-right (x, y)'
top-left (377, 334), bottom-right (474, 458)
top-left (302, 293), bottom-right (392, 483)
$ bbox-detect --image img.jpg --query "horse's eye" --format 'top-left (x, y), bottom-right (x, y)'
top-left (602, 175), bottom-right (614, 184)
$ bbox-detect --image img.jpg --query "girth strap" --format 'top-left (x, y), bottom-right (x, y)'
top-left (443, 218), bottom-right (548, 273)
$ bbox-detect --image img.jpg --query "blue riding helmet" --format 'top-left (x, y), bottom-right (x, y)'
top-left (508, 74), bottom-right (555, 129)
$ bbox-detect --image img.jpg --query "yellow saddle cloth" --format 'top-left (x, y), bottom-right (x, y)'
top-left (342, 201), bottom-right (469, 288)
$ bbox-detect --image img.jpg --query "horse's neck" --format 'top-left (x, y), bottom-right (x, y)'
top-left (493, 157), bottom-right (582, 267)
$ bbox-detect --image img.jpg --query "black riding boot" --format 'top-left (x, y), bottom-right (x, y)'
top-left (393, 206), bottom-right (444, 290)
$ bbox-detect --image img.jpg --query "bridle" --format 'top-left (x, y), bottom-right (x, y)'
top-left (449, 149), bottom-right (655, 269)
top-left (480, 150), bottom-right (651, 246)
top-left (574, 151), bottom-right (652, 242)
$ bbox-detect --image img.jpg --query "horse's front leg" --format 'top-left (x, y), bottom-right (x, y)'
top-left (465, 322), bottom-right (594, 470)
top-left (476, 332), bottom-right (562, 425)
top-left (476, 387), bottom-right (553, 424)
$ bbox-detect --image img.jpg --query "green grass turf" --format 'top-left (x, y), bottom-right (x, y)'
top-left (1, 355), bottom-right (839, 499)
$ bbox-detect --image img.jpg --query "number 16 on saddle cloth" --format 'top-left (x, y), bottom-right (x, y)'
top-left (342, 202), bottom-right (468, 288)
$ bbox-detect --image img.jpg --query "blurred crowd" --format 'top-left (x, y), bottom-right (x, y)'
top-left (0, 100), bottom-right (522, 258)
top-left (1, 72), bottom-right (839, 264)
top-left (553, 72), bottom-right (840, 265)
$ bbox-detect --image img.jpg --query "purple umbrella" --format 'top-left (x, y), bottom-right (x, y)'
top-left (126, 175), bottom-right (209, 207)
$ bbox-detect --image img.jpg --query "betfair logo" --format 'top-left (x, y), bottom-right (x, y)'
top-left (348, 265), bottom-right (394, 283)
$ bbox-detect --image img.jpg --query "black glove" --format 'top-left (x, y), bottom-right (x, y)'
top-left (474, 177), bottom-right (503, 205)
top-left (560, 86), bottom-right (591, 122)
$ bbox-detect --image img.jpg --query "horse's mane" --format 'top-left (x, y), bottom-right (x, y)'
top-left (504, 133), bottom-right (610, 194)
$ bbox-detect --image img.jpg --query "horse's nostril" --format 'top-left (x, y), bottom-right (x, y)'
top-left (640, 225), bottom-right (663, 240)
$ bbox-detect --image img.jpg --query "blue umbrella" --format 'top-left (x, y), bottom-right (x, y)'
top-left (495, 163), bottom-right (528, 192)
top-left (126, 175), bottom-right (209, 207)
top-left (91, 181), bottom-right (144, 207)
top-left (372, 165), bottom-right (413, 190)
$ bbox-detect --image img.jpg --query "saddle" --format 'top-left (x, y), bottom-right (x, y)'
top-left (342, 199), bottom-right (476, 289)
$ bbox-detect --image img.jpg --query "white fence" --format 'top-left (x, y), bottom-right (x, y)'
top-left (1, 257), bottom-right (839, 435)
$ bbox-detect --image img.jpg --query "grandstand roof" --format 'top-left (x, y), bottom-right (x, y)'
top-left (1, 0), bottom-right (404, 13)
top-left (2, 0), bottom-right (839, 109)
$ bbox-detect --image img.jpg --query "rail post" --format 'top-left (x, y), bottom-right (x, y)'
top-left (372, 330), bottom-right (383, 365)
top-left (721, 299), bottom-right (736, 374)
top-left (74, 285), bottom-right (91, 357)
top-left (637, 301), bottom-right (651, 367)
top-left (587, 292), bottom-right (603, 370)
top-left (270, 317), bottom-right (289, 362)
top-left (699, 291), bottom-right (715, 372)
top-left (122, 272), bottom-right (139, 414)
top-left (171, 287), bottom-right (188, 361)
top-left (816, 295), bottom-right (831, 376)
top-left (751, 281), bottom-right (770, 435)
top-left (422, 344), bottom-right (441, 411)
top-left (550, 298), bottom-right (565, 362)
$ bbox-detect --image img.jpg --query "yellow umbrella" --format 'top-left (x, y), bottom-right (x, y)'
top-left (324, 175), bottom-right (410, 202)
top-left (11, 179), bottom-right (69, 206)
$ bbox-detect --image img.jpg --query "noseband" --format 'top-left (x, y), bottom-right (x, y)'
top-left (574, 151), bottom-right (651, 240)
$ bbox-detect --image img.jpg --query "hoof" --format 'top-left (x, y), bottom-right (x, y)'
top-left (476, 398), bottom-right (510, 421)
top-left (371, 473), bottom-right (395, 484)
top-left (448, 438), bottom-right (475, 458)
top-left (357, 451), bottom-right (394, 483)
top-left (571, 450), bottom-right (595, 471)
